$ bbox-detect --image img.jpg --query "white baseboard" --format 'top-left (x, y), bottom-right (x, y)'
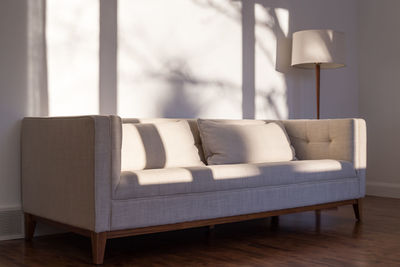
top-left (0, 206), bottom-right (64, 241)
top-left (0, 207), bottom-right (23, 241)
top-left (366, 182), bottom-right (400, 198)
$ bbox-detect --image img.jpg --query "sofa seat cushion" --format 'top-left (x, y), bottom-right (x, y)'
top-left (114, 159), bottom-right (357, 200)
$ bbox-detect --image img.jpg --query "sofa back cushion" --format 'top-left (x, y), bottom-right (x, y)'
top-left (198, 119), bottom-right (295, 165)
top-left (121, 120), bottom-right (205, 170)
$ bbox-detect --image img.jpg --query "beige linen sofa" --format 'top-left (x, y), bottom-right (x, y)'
top-left (21, 116), bottom-right (366, 264)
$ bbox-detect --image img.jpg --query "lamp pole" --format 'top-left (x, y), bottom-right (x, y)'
top-left (315, 63), bottom-right (320, 119)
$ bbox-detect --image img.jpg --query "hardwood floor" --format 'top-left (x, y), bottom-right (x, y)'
top-left (1, 196), bottom-right (399, 266)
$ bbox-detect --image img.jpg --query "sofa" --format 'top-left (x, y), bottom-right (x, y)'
top-left (21, 116), bottom-right (366, 264)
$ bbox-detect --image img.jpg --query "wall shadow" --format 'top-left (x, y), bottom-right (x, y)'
top-left (29, 0), bottom-right (319, 121)
top-left (27, 0), bottom-right (49, 116)
top-left (156, 59), bottom-right (201, 118)
top-left (253, 0), bottom-right (318, 119)
top-left (118, 0), bottom-right (242, 119)
top-left (253, 1), bottom-right (290, 120)
top-left (149, 58), bottom-right (241, 119)
top-left (242, 0), bottom-right (256, 119)
top-left (143, 0), bottom-right (291, 120)
top-left (99, 0), bottom-right (118, 115)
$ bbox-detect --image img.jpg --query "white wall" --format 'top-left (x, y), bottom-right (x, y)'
top-left (113, 0), bottom-right (359, 120)
top-left (358, 0), bottom-right (400, 198)
top-left (117, 0), bottom-right (243, 119)
top-left (0, 0), bottom-right (28, 209)
top-left (0, 0), bottom-right (361, 228)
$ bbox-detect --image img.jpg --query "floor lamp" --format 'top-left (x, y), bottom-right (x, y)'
top-left (291, 29), bottom-right (346, 119)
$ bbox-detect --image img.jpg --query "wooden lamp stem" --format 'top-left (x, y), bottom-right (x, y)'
top-left (315, 63), bottom-right (321, 119)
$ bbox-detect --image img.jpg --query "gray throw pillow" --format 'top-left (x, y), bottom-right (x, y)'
top-left (198, 119), bottom-right (295, 165)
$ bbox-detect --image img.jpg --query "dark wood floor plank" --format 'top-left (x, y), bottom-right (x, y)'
top-left (1, 196), bottom-right (400, 266)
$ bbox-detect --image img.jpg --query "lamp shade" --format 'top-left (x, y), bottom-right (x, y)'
top-left (291, 29), bottom-right (345, 69)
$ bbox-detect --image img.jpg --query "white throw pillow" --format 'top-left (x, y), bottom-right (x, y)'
top-left (198, 119), bottom-right (295, 165)
top-left (121, 120), bottom-right (205, 170)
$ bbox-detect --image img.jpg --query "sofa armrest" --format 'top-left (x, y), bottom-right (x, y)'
top-left (21, 116), bottom-right (115, 232)
top-left (282, 119), bottom-right (366, 195)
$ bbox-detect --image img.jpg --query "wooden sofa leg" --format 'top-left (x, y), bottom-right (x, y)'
top-left (24, 213), bottom-right (36, 241)
top-left (315, 210), bottom-right (321, 231)
top-left (271, 216), bottom-right (279, 226)
top-left (91, 232), bottom-right (107, 265)
top-left (270, 216), bottom-right (279, 231)
top-left (206, 225), bottom-right (215, 240)
top-left (353, 198), bottom-right (363, 222)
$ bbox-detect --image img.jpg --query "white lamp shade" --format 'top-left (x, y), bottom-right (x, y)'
top-left (291, 29), bottom-right (346, 69)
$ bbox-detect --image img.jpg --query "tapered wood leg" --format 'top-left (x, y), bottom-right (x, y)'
top-left (24, 213), bottom-right (36, 241)
top-left (91, 232), bottom-right (107, 265)
top-left (271, 216), bottom-right (279, 226)
top-left (315, 209), bottom-right (321, 232)
top-left (270, 216), bottom-right (279, 231)
top-left (206, 225), bottom-right (215, 240)
top-left (353, 198), bottom-right (363, 222)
